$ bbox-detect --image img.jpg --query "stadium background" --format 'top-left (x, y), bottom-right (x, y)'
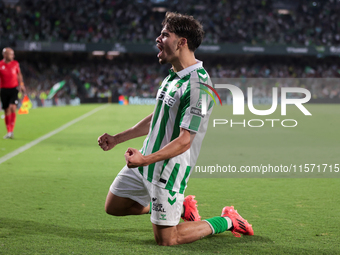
top-left (1, 0), bottom-right (340, 106)
top-left (1, 0), bottom-right (340, 254)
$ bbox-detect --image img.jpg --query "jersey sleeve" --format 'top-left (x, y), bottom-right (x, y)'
top-left (16, 61), bottom-right (20, 74)
top-left (179, 81), bottom-right (210, 132)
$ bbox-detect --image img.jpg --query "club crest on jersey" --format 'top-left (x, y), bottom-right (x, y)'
top-left (157, 91), bottom-right (176, 107)
top-left (171, 83), bottom-right (181, 93)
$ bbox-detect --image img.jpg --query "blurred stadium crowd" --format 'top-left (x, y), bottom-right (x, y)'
top-left (1, 0), bottom-right (340, 102)
top-left (19, 54), bottom-right (340, 101)
top-left (1, 0), bottom-right (340, 45)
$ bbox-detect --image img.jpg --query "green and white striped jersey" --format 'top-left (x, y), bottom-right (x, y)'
top-left (138, 60), bottom-right (214, 194)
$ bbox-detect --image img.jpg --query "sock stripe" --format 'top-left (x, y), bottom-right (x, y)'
top-left (204, 217), bottom-right (229, 235)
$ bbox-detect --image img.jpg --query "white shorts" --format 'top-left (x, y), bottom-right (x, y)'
top-left (110, 165), bottom-right (184, 226)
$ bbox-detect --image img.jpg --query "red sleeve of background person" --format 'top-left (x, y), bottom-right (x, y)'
top-left (0, 60), bottom-right (20, 89)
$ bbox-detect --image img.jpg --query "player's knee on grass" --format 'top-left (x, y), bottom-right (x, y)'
top-left (153, 224), bottom-right (179, 246)
top-left (154, 234), bottom-right (178, 246)
top-left (155, 239), bottom-right (176, 246)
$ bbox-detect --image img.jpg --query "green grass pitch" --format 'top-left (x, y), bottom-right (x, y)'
top-left (0, 104), bottom-right (339, 254)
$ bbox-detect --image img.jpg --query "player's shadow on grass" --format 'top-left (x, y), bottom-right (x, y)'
top-left (161, 234), bottom-right (273, 253)
top-left (0, 217), bottom-right (272, 247)
top-left (166, 235), bottom-right (337, 254)
top-left (0, 217), bottom-right (152, 244)
top-left (1, 217), bottom-right (337, 254)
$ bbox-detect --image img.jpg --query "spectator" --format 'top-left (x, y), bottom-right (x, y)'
top-left (1, 0), bottom-right (340, 46)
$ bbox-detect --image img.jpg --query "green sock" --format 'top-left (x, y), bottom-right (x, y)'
top-left (204, 217), bottom-right (229, 234)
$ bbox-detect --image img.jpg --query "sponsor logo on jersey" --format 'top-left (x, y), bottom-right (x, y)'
top-left (190, 107), bottom-right (204, 117)
top-left (157, 90), bottom-right (176, 107)
top-left (152, 200), bottom-right (166, 213)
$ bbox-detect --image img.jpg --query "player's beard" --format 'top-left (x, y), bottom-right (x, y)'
top-left (158, 47), bottom-right (176, 65)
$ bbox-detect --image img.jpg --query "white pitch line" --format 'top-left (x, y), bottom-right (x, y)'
top-left (0, 104), bottom-right (108, 165)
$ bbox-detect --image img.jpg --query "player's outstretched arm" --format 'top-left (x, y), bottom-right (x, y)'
top-left (98, 113), bottom-right (153, 151)
top-left (124, 128), bottom-right (195, 168)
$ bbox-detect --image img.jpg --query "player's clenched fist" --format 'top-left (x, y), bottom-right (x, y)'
top-left (98, 133), bottom-right (117, 151)
top-left (124, 148), bottom-right (147, 168)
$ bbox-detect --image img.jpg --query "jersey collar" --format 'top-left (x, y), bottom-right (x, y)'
top-left (169, 60), bottom-right (203, 78)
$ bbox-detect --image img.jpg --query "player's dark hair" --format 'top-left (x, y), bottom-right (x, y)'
top-left (162, 12), bottom-right (204, 52)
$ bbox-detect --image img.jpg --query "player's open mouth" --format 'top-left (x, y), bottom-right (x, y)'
top-left (157, 45), bottom-right (163, 57)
